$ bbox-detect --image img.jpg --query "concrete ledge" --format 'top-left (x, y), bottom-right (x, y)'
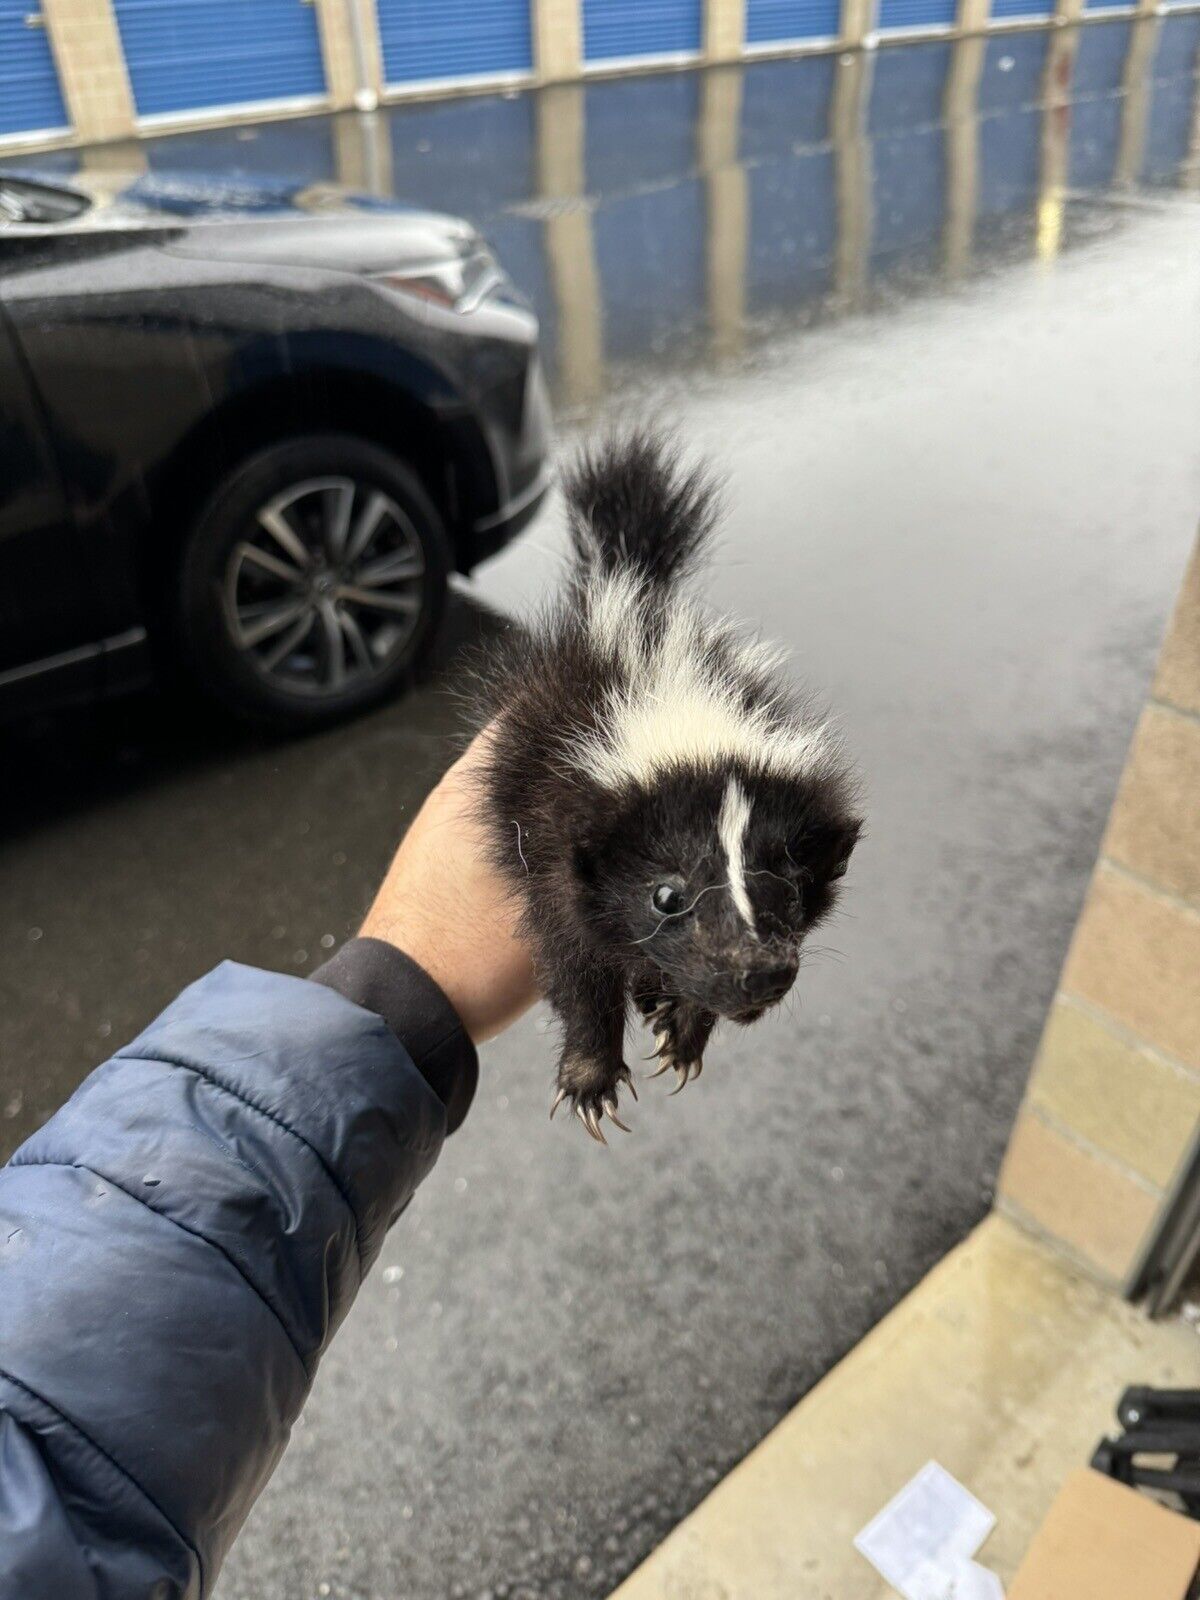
top-left (609, 1214), bottom-right (1199, 1600)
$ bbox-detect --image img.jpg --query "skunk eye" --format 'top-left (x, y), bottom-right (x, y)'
top-left (651, 883), bottom-right (686, 916)
top-left (831, 857), bottom-right (850, 880)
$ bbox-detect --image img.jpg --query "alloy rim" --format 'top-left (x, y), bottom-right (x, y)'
top-left (223, 476), bottom-right (427, 697)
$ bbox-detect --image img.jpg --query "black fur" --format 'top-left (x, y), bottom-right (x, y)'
top-left (465, 432), bottom-right (862, 1142)
top-left (561, 427), bottom-right (721, 591)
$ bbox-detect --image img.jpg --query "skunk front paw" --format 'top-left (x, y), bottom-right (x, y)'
top-left (640, 996), bottom-right (713, 1094)
top-left (550, 1056), bottom-right (638, 1144)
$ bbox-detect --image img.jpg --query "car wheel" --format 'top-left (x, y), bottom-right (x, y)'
top-left (178, 435), bottom-right (450, 729)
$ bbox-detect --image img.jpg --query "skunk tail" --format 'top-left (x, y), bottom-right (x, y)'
top-left (562, 429), bottom-right (721, 594)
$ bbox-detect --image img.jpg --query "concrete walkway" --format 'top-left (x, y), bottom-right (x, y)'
top-left (610, 1214), bottom-right (1200, 1599)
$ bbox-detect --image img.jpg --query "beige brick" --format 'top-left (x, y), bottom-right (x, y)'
top-left (999, 1113), bottom-right (1161, 1281)
top-left (1027, 1001), bottom-right (1200, 1188)
top-left (1062, 864), bottom-right (1200, 1071)
top-left (1156, 537), bottom-right (1200, 716)
top-left (1104, 704), bottom-right (1200, 906)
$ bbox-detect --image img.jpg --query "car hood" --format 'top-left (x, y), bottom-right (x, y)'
top-left (1, 167), bottom-right (481, 273)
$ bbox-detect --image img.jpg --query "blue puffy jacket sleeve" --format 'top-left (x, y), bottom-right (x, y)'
top-left (0, 945), bottom-right (477, 1600)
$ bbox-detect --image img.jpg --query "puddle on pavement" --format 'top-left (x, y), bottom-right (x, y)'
top-left (12, 17), bottom-right (1197, 412)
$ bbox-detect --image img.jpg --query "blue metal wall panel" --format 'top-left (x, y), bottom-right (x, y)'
top-left (990, 0), bottom-right (1053, 20)
top-left (0, 2), bottom-right (68, 136)
top-left (113, 0), bottom-right (326, 117)
top-left (378, 0), bottom-right (532, 84)
top-left (593, 178), bottom-right (705, 357)
top-left (746, 0), bottom-right (840, 44)
top-left (747, 149), bottom-right (837, 310)
top-left (583, 0), bottom-right (703, 61)
top-left (1084, 0), bottom-right (1129, 13)
top-left (741, 55), bottom-right (837, 159)
top-left (877, 0), bottom-right (956, 33)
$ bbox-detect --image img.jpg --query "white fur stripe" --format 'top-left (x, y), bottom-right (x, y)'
top-left (718, 777), bottom-right (756, 932)
top-left (572, 572), bottom-right (830, 790)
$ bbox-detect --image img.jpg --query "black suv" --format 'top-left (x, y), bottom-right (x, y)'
top-left (0, 169), bottom-right (549, 728)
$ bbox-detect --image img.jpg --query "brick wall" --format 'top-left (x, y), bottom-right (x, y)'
top-left (999, 537), bottom-right (1200, 1286)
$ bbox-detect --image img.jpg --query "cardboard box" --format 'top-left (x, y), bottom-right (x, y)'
top-left (1008, 1469), bottom-right (1200, 1600)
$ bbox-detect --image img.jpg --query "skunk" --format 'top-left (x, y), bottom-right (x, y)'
top-left (467, 431), bottom-right (862, 1142)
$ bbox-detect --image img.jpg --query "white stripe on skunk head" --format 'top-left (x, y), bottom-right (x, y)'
top-left (718, 776), bottom-right (756, 932)
top-left (574, 570), bottom-right (830, 789)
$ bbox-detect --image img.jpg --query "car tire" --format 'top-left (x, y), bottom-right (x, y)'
top-left (177, 434), bottom-right (450, 730)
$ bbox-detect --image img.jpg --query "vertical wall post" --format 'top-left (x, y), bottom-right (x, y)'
top-left (534, 0), bottom-right (584, 83)
top-left (841, 0), bottom-right (875, 49)
top-left (314, 0), bottom-right (360, 109)
top-left (1056, 0), bottom-right (1085, 31)
top-left (706, 0), bottom-right (746, 63)
top-left (41, 0), bottom-right (135, 144)
top-left (348, 0), bottom-right (386, 107)
top-left (956, 0), bottom-right (990, 36)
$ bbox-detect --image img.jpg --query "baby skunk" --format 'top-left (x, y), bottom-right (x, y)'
top-left (468, 431), bottom-right (862, 1142)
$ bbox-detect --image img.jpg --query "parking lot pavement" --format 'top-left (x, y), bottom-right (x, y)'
top-left (4, 25), bottom-right (1200, 1598)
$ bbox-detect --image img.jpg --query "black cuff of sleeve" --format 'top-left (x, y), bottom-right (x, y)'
top-left (309, 936), bottom-right (479, 1135)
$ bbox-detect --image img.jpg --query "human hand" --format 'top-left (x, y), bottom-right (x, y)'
top-left (360, 731), bottom-right (538, 1044)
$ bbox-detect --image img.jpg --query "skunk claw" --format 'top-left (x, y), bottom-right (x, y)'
top-left (617, 1067), bottom-right (638, 1101)
top-left (602, 1097), bottom-right (631, 1133)
top-left (576, 1102), bottom-right (607, 1144)
top-left (665, 1056), bottom-right (703, 1094)
top-left (646, 1057), bottom-right (673, 1079)
top-left (553, 1066), bottom-right (637, 1143)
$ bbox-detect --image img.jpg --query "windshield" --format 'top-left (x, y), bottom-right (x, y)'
top-left (0, 176), bottom-right (90, 226)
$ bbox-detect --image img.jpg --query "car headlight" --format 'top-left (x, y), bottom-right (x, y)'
top-left (374, 246), bottom-right (506, 314)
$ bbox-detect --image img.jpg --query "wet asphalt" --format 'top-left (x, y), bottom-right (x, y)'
top-left (3, 21), bottom-right (1200, 1600)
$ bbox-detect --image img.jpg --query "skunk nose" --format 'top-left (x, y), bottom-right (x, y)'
top-left (739, 962), bottom-right (797, 1004)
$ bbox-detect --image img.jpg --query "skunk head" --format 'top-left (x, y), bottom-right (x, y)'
top-left (580, 768), bottom-right (862, 1021)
